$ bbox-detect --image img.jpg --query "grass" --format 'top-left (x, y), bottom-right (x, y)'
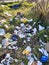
top-left (0, 1), bottom-right (36, 21)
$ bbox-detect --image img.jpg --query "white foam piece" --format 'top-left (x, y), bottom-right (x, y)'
top-left (27, 37), bottom-right (31, 41)
top-left (20, 23), bottom-right (25, 27)
top-left (12, 46), bottom-right (18, 50)
top-left (18, 33), bottom-right (25, 38)
top-left (5, 53), bottom-right (10, 58)
top-left (14, 30), bottom-right (17, 34)
top-left (0, 29), bottom-right (5, 36)
top-left (28, 19), bottom-right (33, 22)
top-left (39, 25), bottom-right (45, 31)
top-left (15, 26), bottom-right (20, 29)
top-left (25, 46), bottom-right (31, 52)
top-left (33, 28), bottom-right (37, 35)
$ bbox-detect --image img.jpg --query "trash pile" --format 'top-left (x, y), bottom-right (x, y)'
top-left (0, 12), bottom-right (49, 65)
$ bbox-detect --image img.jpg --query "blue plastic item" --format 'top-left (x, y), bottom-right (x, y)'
top-left (10, 4), bottom-right (20, 9)
top-left (40, 55), bottom-right (48, 63)
top-left (11, 35), bottom-right (18, 41)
